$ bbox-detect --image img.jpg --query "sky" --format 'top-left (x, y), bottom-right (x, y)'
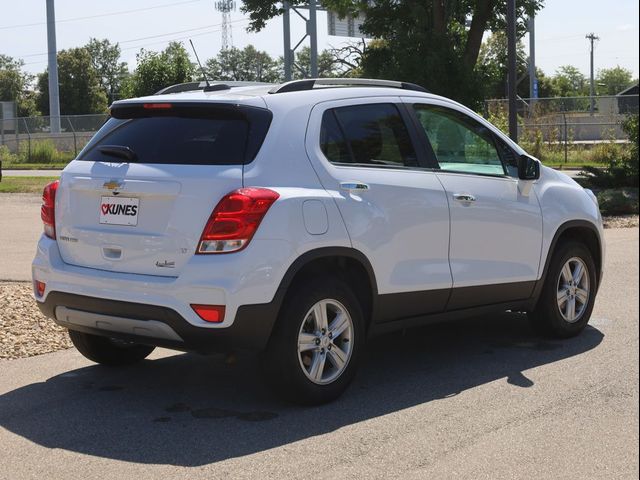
top-left (0, 0), bottom-right (638, 81)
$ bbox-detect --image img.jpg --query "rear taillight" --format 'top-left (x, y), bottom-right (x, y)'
top-left (41, 180), bottom-right (59, 239)
top-left (197, 188), bottom-right (279, 254)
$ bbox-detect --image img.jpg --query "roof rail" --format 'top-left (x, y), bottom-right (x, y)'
top-left (268, 78), bottom-right (429, 94)
top-left (155, 81), bottom-right (273, 95)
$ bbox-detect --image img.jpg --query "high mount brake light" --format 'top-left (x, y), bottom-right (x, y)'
top-left (143, 103), bottom-right (173, 109)
top-left (196, 188), bottom-right (279, 254)
top-left (41, 180), bottom-right (59, 239)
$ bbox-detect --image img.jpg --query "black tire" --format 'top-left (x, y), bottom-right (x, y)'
top-left (529, 241), bottom-right (597, 338)
top-left (68, 330), bottom-right (155, 366)
top-left (263, 276), bottom-right (365, 405)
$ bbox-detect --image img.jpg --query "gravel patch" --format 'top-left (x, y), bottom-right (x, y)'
top-left (0, 282), bottom-right (72, 360)
top-left (603, 215), bottom-right (639, 229)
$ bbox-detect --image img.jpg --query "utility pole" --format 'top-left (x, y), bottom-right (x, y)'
top-left (281, 1), bottom-right (318, 81)
top-left (308, 0), bottom-right (318, 77)
top-left (283, 2), bottom-right (292, 80)
top-left (528, 16), bottom-right (537, 103)
top-left (586, 33), bottom-right (599, 115)
top-left (46, 0), bottom-right (61, 133)
top-left (507, 0), bottom-right (517, 142)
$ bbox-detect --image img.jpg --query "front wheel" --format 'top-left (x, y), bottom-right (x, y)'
top-left (529, 241), bottom-right (597, 338)
top-left (69, 330), bottom-right (155, 366)
top-left (263, 276), bottom-right (364, 405)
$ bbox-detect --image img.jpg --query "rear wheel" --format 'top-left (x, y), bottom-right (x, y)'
top-left (263, 276), bottom-right (364, 405)
top-left (529, 241), bottom-right (597, 338)
top-left (68, 330), bottom-right (155, 366)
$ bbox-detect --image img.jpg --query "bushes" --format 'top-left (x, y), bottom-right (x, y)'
top-left (583, 114), bottom-right (639, 188)
top-left (1, 140), bottom-right (75, 165)
top-left (597, 188), bottom-right (639, 216)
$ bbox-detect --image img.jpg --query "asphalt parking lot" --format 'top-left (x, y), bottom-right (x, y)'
top-left (0, 195), bottom-right (638, 479)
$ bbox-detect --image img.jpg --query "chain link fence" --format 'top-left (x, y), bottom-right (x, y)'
top-left (1, 114), bottom-right (108, 162)
top-left (484, 95), bottom-right (639, 143)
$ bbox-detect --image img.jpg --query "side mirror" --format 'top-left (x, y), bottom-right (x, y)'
top-left (518, 154), bottom-right (540, 180)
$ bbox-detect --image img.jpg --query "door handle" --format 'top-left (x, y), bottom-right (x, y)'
top-left (340, 182), bottom-right (370, 192)
top-left (453, 193), bottom-right (476, 202)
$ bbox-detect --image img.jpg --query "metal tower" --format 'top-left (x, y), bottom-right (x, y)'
top-left (215, 0), bottom-right (236, 50)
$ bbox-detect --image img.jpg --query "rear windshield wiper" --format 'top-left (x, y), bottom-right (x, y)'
top-left (98, 145), bottom-right (138, 162)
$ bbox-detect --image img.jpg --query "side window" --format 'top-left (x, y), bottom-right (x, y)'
top-left (413, 104), bottom-right (506, 176)
top-left (320, 103), bottom-right (418, 168)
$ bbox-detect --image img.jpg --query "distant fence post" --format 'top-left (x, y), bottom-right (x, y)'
top-left (563, 113), bottom-right (568, 164)
top-left (67, 117), bottom-right (77, 157)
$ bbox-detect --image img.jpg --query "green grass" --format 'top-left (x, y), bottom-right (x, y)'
top-left (1, 163), bottom-right (68, 170)
top-left (0, 176), bottom-right (59, 193)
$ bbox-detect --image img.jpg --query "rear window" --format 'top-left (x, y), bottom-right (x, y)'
top-left (78, 103), bottom-right (272, 165)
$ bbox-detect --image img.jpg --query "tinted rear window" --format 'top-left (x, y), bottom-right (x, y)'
top-left (78, 104), bottom-right (271, 165)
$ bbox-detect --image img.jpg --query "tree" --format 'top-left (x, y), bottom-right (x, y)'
top-left (596, 66), bottom-right (634, 95)
top-left (477, 31), bottom-right (528, 99)
top-left (551, 65), bottom-right (588, 97)
top-left (241, 0), bottom-right (544, 108)
top-left (37, 47), bottom-right (108, 115)
top-left (121, 42), bottom-right (195, 98)
top-left (0, 54), bottom-right (38, 116)
top-left (205, 45), bottom-right (279, 82)
top-left (85, 38), bottom-right (129, 103)
top-left (328, 40), bottom-right (367, 78)
top-left (288, 46), bottom-right (341, 79)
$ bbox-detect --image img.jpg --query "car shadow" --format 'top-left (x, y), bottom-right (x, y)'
top-left (0, 312), bottom-right (603, 466)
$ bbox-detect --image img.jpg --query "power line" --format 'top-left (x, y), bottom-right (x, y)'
top-left (14, 18), bottom-right (249, 61)
top-left (0, 0), bottom-right (205, 30)
top-left (21, 19), bottom-right (251, 67)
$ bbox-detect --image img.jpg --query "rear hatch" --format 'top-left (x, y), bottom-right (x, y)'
top-left (55, 100), bottom-right (271, 277)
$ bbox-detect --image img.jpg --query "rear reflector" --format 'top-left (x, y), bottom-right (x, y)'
top-left (191, 304), bottom-right (225, 323)
top-left (197, 188), bottom-right (279, 254)
top-left (34, 280), bottom-right (46, 298)
top-left (41, 180), bottom-right (59, 239)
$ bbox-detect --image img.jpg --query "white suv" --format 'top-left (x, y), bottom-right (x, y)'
top-left (33, 78), bottom-right (604, 404)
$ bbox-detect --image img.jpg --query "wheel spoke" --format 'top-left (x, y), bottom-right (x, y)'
top-left (329, 313), bottom-right (349, 338)
top-left (298, 333), bottom-right (318, 352)
top-left (572, 262), bottom-right (584, 285)
top-left (557, 289), bottom-right (569, 307)
top-left (575, 288), bottom-right (589, 304)
top-left (313, 302), bottom-right (329, 332)
top-left (561, 263), bottom-right (573, 284)
top-left (567, 297), bottom-right (576, 321)
top-left (327, 346), bottom-right (347, 371)
top-left (308, 352), bottom-right (326, 382)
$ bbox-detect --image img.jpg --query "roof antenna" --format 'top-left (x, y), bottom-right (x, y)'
top-left (189, 39), bottom-right (211, 89)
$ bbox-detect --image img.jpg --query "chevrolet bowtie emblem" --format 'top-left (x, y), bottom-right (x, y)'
top-left (103, 180), bottom-right (123, 191)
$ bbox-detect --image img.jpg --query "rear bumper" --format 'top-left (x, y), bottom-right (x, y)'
top-left (37, 291), bottom-right (278, 353)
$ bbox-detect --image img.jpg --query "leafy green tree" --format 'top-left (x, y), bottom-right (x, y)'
top-left (241, 0), bottom-right (544, 108)
top-left (121, 42), bottom-right (195, 98)
top-left (85, 38), bottom-right (129, 102)
top-left (0, 54), bottom-right (39, 116)
top-left (477, 31), bottom-right (528, 99)
top-left (205, 45), bottom-right (279, 82)
top-left (288, 46), bottom-right (341, 79)
top-left (37, 47), bottom-right (108, 115)
top-left (596, 66), bottom-right (634, 95)
top-left (551, 65), bottom-right (588, 97)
